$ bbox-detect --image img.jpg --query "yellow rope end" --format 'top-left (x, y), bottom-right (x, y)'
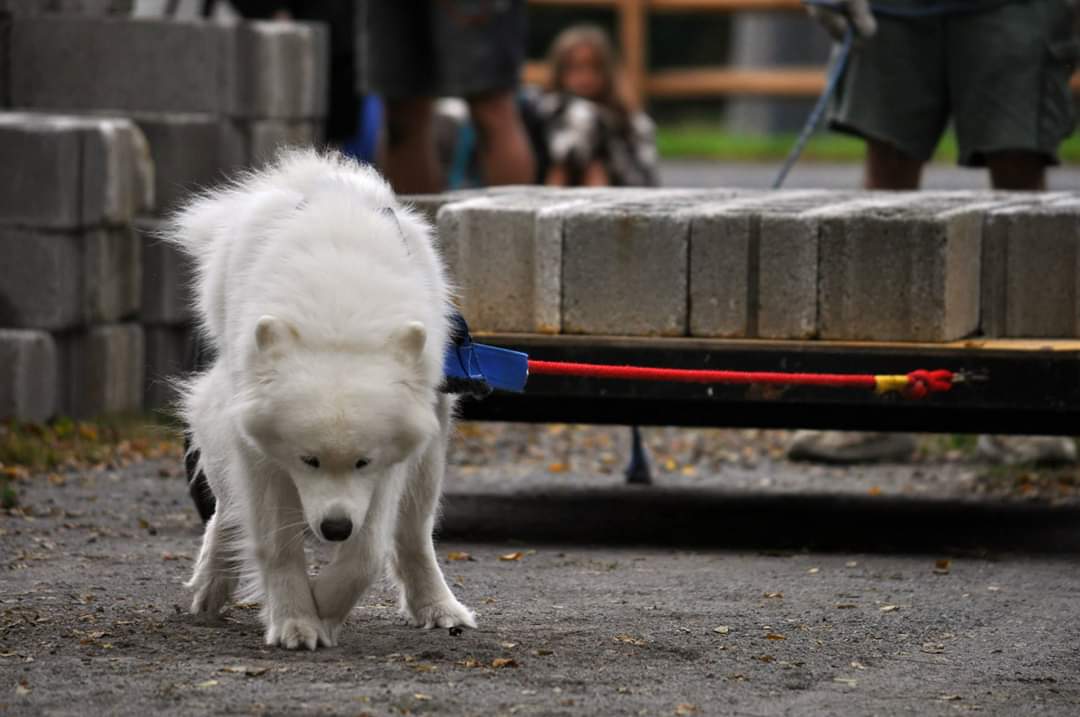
top-left (874, 375), bottom-right (910, 394)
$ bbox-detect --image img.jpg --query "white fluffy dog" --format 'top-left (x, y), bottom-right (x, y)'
top-left (169, 150), bottom-right (475, 650)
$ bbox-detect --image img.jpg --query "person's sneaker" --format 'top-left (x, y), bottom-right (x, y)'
top-left (974, 435), bottom-right (1078, 466)
top-left (787, 431), bottom-right (917, 465)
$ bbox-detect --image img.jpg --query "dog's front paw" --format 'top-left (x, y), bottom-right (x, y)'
top-left (266, 614), bottom-right (331, 650)
top-left (407, 597), bottom-right (478, 630)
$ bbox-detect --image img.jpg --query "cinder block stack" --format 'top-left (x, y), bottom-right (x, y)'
top-left (411, 188), bottom-right (1080, 342)
top-left (0, 114), bottom-right (152, 420)
top-left (0, 8), bottom-right (327, 421)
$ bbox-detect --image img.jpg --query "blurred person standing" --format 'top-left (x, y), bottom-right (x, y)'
top-left (357, 0), bottom-right (535, 193)
top-left (789, 0), bottom-right (1079, 465)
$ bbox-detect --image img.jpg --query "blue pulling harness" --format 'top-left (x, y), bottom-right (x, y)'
top-left (441, 313), bottom-right (529, 397)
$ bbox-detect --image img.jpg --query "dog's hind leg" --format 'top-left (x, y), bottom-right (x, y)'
top-left (186, 509), bottom-right (240, 616)
top-left (391, 395), bottom-right (476, 630)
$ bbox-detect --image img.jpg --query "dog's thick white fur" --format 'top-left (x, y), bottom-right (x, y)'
top-left (169, 150), bottom-right (475, 650)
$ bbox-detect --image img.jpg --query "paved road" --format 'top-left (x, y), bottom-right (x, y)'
top-left (3, 427), bottom-right (1079, 716)
top-left (660, 159), bottom-right (1080, 191)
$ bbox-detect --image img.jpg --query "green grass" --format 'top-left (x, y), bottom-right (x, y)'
top-left (656, 124), bottom-right (1080, 164)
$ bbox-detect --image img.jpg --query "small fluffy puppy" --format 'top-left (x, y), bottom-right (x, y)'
top-left (169, 150), bottom-right (475, 650)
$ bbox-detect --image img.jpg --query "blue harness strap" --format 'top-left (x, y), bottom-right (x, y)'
top-left (441, 313), bottom-right (529, 397)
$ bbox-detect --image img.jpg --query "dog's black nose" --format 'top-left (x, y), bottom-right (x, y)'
top-left (320, 516), bottom-right (353, 542)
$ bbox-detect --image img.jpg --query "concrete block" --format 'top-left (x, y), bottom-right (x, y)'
top-left (560, 194), bottom-right (718, 336)
top-left (0, 227), bottom-right (141, 329)
top-left (144, 324), bottom-right (192, 411)
top-left (57, 322), bottom-right (144, 418)
top-left (0, 329), bottom-right (57, 422)
top-left (132, 113), bottom-right (244, 214)
top-left (815, 194), bottom-right (984, 342)
top-left (688, 191), bottom-right (852, 339)
top-left (982, 195), bottom-right (1080, 337)
top-left (11, 16), bottom-right (232, 115)
top-left (437, 194), bottom-right (592, 333)
top-left (0, 113), bottom-right (152, 228)
top-left (231, 20), bottom-right (328, 119)
top-left (242, 119), bottom-right (317, 166)
top-left (138, 219), bottom-right (194, 324)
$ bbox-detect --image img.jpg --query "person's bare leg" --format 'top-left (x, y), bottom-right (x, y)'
top-left (864, 138), bottom-right (923, 190)
top-left (582, 159), bottom-right (610, 187)
top-left (467, 90), bottom-right (535, 186)
top-left (545, 164), bottom-right (569, 187)
top-left (383, 97), bottom-right (442, 194)
top-left (986, 150), bottom-right (1047, 191)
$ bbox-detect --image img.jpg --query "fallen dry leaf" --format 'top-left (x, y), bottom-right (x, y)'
top-left (879, 605), bottom-right (899, 613)
top-left (754, 655), bottom-right (775, 663)
top-left (547, 462), bottom-right (567, 473)
top-left (765, 633), bottom-right (786, 641)
top-left (833, 677), bottom-right (857, 687)
top-left (763, 592), bottom-right (783, 599)
top-left (867, 486), bottom-right (883, 496)
top-left (221, 665), bottom-right (268, 676)
top-left (196, 679), bottom-right (219, 689)
top-left (807, 567), bottom-right (820, 574)
top-left (447, 551), bottom-right (474, 562)
top-left (934, 559), bottom-right (951, 575)
top-left (921, 643), bottom-right (946, 654)
top-left (414, 693), bottom-right (432, 701)
top-left (499, 642), bottom-right (517, 649)
top-left (835, 604), bottom-right (857, 609)
top-left (675, 704), bottom-right (699, 715)
top-left (939, 694), bottom-right (963, 702)
top-left (533, 649), bottom-right (554, 656)
top-left (614, 634), bottom-right (647, 647)
top-left (850, 661), bottom-right (866, 670)
top-left (499, 551), bottom-right (524, 561)
top-left (491, 658), bottom-right (518, 669)
top-left (411, 663), bottom-right (437, 673)
top-left (713, 626), bottom-right (730, 635)
top-left (458, 657), bottom-right (482, 668)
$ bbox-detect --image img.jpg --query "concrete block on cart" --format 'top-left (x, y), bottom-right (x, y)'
top-left (437, 194), bottom-right (593, 333)
top-left (688, 191), bottom-right (852, 339)
top-left (815, 194), bottom-right (983, 342)
top-left (0, 227), bottom-right (140, 330)
top-left (138, 219), bottom-right (194, 324)
top-left (242, 119), bottom-right (318, 166)
top-left (981, 195), bottom-right (1080, 338)
top-left (231, 20), bottom-right (328, 119)
top-left (57, 323), bottom-right (144, 418)
top-left (133, 113), bottom-right (244, 214)
top-left (560, 195), bottom-right (714, 336)
top-left (144, 324), bottom-right (192, 412)
top-left (11, 16), bottom-right (232, 114)
top-left (0, 113), bottom-right (152, 228)
top-left (0, 329), bottom-right (58, 422)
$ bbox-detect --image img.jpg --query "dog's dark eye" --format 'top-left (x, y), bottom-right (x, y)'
top-left (355, 458), bottom-right (370, 470)
top-left (300, 455), bottom-right (320, 469)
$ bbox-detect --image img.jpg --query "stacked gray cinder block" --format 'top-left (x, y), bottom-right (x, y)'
top-left (138, 218), bottom-right (194, 412)
top-left (813, 193), bottom-right (985, 342)
top-left (981, 193), bottom-right (1080, 338)
top-left (10, 15), bottom-right (327, 214)
top-left (0, 113), bottom-right (151, 419)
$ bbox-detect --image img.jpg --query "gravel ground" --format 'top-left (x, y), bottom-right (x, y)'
top-left (2, 423), bottom-right (1080, 716)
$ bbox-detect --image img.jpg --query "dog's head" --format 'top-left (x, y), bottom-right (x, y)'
top-left (238, 315), bottom-right (440, 543)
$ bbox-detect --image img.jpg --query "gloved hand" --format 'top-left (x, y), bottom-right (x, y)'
top-left (806, 0), bottom-right (877, 40)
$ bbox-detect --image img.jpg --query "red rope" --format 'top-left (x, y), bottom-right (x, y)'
top-left (527, 360), bottom-right (954, 398)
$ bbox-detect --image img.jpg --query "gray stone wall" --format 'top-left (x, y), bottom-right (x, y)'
top-left (0, 10), bottom-right (326, 420)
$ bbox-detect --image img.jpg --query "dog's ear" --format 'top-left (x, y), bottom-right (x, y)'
top-left (390, 321), bottom-right (426, 363)
top-left (254, 315), bottom-right (297, 354)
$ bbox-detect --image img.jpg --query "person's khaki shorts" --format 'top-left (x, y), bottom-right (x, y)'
top-left (828, 0), bottom-right (1079, 166)
top-left (357, 0), bottom-right (526, 100)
